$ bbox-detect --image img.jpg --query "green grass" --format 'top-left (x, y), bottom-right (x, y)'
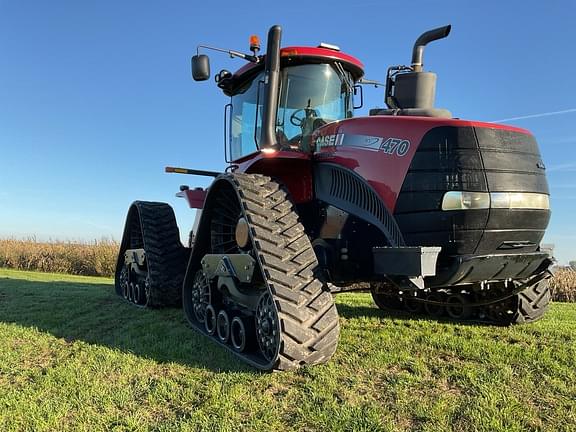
top-left (0, 268), bottom-right (575, 432)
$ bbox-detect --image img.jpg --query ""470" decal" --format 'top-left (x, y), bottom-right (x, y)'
top-left (315, 133), bottom-right (411, 157)
top-left (380, 137), bottom-right (410, 156)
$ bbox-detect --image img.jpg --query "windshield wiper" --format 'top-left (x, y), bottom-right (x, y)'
top-left (334, 62), bottom-right (354, 94)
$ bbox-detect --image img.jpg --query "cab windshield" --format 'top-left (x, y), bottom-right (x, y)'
top-left (229, 62), bottom-right (354, 160)
top-left (276, 63), bottom-right (354, 151)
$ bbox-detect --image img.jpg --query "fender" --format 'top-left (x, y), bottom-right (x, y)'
top-left (235, 150), bottom-right (314, 204)
top-left (314, 163), bottom-right (405, 247)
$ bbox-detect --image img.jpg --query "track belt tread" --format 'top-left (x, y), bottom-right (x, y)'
top-left (232, 173), bottom-right (340, 370)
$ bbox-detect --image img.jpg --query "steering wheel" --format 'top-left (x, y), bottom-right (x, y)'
top-left (290, 109), bottom-right (307, 127)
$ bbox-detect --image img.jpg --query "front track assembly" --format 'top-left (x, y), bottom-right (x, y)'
top-left (371, 275), bottom-right (551, 324)
top-left (183, 173), bottom-right (340, 371)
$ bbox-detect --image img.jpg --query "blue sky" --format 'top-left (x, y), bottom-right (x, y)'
top-left (0, 0), bottom-right (575, 264)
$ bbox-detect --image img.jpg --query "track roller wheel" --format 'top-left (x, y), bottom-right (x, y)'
top-left (217, 310), bottom-right (230, 343)
top-left (446, 294), bottom-right (472, 320)
top-left (404, 296), bottom-right (423, 314)
top-left (118, 261), bottom-right (150, 307)
top-left (205, 305), bottom-right (217, 335)
top-left (424, 293), bottom-right (445, 318)
top-left (132, 279), bottom-right (148, 306)
top-left (231, 316), bottom-right (249, 352)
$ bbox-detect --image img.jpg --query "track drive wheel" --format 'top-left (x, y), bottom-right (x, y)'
top-left (115, 201), bottom-right (187, 307)
top-left (183, 174), bottom-right (340, 371)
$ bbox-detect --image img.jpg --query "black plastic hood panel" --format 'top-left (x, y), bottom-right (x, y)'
top-left (395, 126), bottom-right (550, 260)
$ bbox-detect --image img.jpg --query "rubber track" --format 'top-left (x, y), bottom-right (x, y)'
top-left (513, 278), bottom-right (551, 324)
top-left (370, 276), bottom-right (551, 325)
top-left (208, 174), bottom-right (340, 370)
top-left (116, 201), bottom-right (187, 307)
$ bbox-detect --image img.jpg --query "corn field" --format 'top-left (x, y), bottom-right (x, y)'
top-left (549, 267), bottom-right (576, 302)
top-left (0, 238), bottom-right (118, 277)
top-left (0, 238), bottom-right (575, 302)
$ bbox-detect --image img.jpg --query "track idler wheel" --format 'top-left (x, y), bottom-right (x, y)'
top-left (514, 278), bottom-right (551, 324)
top-left (484, 277), bottom-right (551, 325)
top-left (255, 292), bottom-right (280, 363)
top-left (370, 282), bottom-right (403, 311)
top-left (446, 294), bottom-right (472, 320)
top-left (190, 270), bottom-right (211, 323)
top-left (120, 267), bottom-right (130, 298)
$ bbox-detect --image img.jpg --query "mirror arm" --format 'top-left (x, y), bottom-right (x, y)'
top-left (196, 45), bottom-right (259, 63)
top-left (357, 78), bottom-right (387, 88)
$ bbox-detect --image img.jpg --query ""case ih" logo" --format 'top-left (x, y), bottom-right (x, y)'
top-left (315, 134), bottom-right (345, 148)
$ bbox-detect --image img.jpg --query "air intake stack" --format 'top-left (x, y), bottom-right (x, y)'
top-left (374, 25), bottom-right (452, 118)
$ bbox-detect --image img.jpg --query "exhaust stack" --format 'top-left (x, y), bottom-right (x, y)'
top-left (259, 25), bottom-right (282, 151)
top-left (411, 25), bottom-right (451, 72)
top-left (377, 25), bottom-right (452, 118)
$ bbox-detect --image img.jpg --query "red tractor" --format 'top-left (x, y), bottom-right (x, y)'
top-left (115, 25), bottom-right (553, 370)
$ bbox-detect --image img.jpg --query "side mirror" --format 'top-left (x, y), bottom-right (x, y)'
top-left (191, 55), bottom-right (210, 81)
top-left (353, 84), bottom-right (363, 109)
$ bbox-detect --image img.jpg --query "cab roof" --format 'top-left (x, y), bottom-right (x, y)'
top-left (220, 46), bottom-right (364, 95)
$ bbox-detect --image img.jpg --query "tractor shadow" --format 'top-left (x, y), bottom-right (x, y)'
top-left (335, 299), bottom-right (497, 327)
top-left (0, 277), bottom-right (254, 373)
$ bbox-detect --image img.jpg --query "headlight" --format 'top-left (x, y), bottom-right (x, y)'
top-left (441, 191), bottom-right (490, 210)
top-left (490, 192), bottom-right (550, 209)
top-left (441, 191), bottom-right (550, 211)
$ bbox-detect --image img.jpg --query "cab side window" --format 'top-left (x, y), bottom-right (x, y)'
top-left (230, 73), bottom-right (264, 161)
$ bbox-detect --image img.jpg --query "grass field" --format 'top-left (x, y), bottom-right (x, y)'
top-left (0, 269), bottom-right (575, 431)
top-left (2, 238), bottom-right (575, 303)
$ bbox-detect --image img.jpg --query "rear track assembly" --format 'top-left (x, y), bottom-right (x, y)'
top-left (115, 201), bottom-right (188, 307)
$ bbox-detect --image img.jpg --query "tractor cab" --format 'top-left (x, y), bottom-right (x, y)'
top-left (192, 36), bottom-right (364, 162)
top-left (226, 55), bottom-right (362, 160)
